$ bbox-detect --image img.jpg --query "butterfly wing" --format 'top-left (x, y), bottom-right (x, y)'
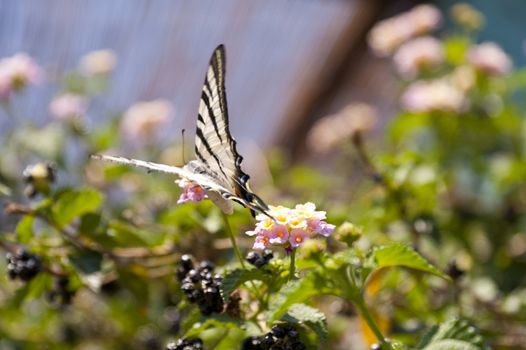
top-left (195, 45), bottom-right (251, 195)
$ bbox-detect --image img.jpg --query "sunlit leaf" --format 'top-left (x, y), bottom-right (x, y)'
top-left (52, 188), bottom-right (103, 227)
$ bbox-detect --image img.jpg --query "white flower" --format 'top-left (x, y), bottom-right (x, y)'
top-left (79, 49), bottom-right (117, 75)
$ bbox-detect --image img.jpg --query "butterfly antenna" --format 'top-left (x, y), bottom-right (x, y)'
top-left (181, 128), bottom-right (186, 164)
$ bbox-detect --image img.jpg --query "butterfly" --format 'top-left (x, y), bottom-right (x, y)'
top-left (92, 44), bottom-right (271, 217)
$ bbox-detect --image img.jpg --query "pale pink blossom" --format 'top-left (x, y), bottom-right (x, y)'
top-left (175, 178), bottom-right (207, 204)
top-left (0, 53), bottom-right (43, 99)
top-left (79, 49), bottom-right (117, 75)
top-left (246, 202), bottom-right (334, 251)
top-left (307, 103), bottom-right (378, 153)
top-left (368, 4), bottom-right (442, 57)
top-left (393, 36), bottom-right (444, 77)
top-left (120, 99), bottom-right (173, 142)
top-left (468, 42), bottom-right (512, 76)
top-left (401, 79), bottom-right (466, 113)
top-left (49, 93), bottom-right (88, 121)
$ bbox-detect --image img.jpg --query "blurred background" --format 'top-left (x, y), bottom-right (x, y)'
top-left (1, 0), bottom-right (524, 157)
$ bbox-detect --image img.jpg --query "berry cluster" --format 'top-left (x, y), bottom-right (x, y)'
top-left (177, 254), bottom-right (224, 316)
top-left (46, 277), bottom-right (75, 306)
top-left (6, 250), bottom-right (42, 281)
top-left (22, 162), bottom-right (56, 198)
top-left (166, 338), bottom-right (204, 350)
top-left (245, 249), bottom-right (274, 268)
top-left (242, 325), bottom-right (306, 350)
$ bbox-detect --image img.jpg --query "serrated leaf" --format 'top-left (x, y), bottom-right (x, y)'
top-left (221, 268), bottom-right (269, 300)
top-left (184, 315), bottom-right (243, 338)
top-left (282, 303), bottom-right (328, 339)
top-left (52, 188), bottom-right (103, 227)
top-left (15, 216), bottom-right (34, 244)
top-left (417, 318), bottom-right (489, 350)
top-left (371, 244), bottom-right (450, 281)
top-left (268, 272), bottom-right (333, 322)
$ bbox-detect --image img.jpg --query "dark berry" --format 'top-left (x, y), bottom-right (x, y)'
top-left (199, 260), bottom-right (214, 272)
top-left (271, 325), bottom-right (286, 338)
top-left (287, 329), bottom-right (299, 340)
top-left (187, 269), bottom-right (201, 283)
top-left (6, 250), bottom-right (42, 282)
top-left (242, 336), bottom-right (263, 350)
top-left (181, 283), bottom-right (194, 295)
top-left (179, 255), bottom-right (194, 270)
top-left (262, 249), bottom-right (274, 261)
top-left (261, 334), bottom-right (275, 347)
top-left (246, 251), bottom-right (259, 265)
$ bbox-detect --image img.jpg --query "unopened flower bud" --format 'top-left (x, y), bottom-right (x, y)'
top-left (451, 3), bottom-right (484, 31)
top-left (22, 163), bottom-right (56, 198)
top-left (299, 239), bottom-right (326, 260)
top-left (335, 222), bottom-right (362, 246)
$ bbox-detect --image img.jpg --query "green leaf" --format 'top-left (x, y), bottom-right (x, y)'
top-left (15, 216), bottom-right (34, 244)
top-left (268, 272), bottom-right (333, 322)
top-left (69, 250), bottom-right (103, 275)
top-left (282, 303), bottom-right (328, 339)
top-left (416, 318), bottom-right (489, 350)
top-left (221, 268), bottom-right (269, 300)
top-left (52, 188), bottom-right (103, 227)
top-left (11, 273), bottom-right (51, 307)
top-left (370, 244), bottom-right (451, 281)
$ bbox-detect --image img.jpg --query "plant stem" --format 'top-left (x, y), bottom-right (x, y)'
top-left (289, 248), bottom-right (296, 281)
top-left (221, 212), bottom-right (246, 269)
top-left (220, 211), bottom-right (264, 304)
top-left (355, 294), bottom-right (391, 349)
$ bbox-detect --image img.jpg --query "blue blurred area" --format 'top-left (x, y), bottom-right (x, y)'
top-left (438, 0), bottom-right (526, 66)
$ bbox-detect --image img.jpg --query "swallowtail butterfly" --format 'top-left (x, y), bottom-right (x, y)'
top-left (92, 45), bottom-right (271, 217)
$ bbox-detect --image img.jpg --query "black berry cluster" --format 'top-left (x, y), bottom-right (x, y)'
top-left (46, 277), bottom-right (75, 306)
top-left (6, 250), bottom-right (42, 281)
top-left (177, 254), bottom-right (224, 316)
top-left (245, 249), bottom-right (274, 268)
top-left (22, 162), bottom-right (56, 198)
top-left (166, 338), bottom-right (204, 350)
top-left (242, 325), bottom-right (306, 350)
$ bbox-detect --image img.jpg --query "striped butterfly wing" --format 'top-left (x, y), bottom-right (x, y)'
top-left (195, 45), bottom-right (251, 198)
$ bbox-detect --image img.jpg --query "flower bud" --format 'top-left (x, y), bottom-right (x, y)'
top-left (22, 162), bottom-right (56, 198)
top-left (299, 239), bottom-right (326, 260)
top-left (335, 222), bottom-right (362, 247)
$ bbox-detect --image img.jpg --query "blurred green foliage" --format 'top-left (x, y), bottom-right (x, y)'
top-left (0, 3), bottom-right (525, 350)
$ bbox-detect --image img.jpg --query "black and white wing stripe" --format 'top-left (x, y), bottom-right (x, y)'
top-left (195, 44), bottom-right (250, 194)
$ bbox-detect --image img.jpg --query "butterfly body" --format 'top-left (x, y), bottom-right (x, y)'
top-left (92, 45), bottom-right (271, 218)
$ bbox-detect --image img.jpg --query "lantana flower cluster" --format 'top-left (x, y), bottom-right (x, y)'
top-left (246, 203), bottom-right (335, 250)
top-left (176, 178), bottom-right (207, 204)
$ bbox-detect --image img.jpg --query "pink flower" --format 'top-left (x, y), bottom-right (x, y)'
top-left (468, 42), bottom-right (512, 76)
top-left (0, 53), bottom-right (43, 100)
top-left (120, 99), bottom-right (173, 142)
top-left (246, 203), bottom-right (334, 250)
top-left (176, 178), bottom-right (207, 204)
top-left (49, 93), bottom-right (88, 121)
top-left (401, 79), bottom-right (466, 113)
top-left (268, 224), bottom-right (289, 244)
top-left (253, 233), bottom-right (271, 250)
top-left (307, 103), bottom-right (378, 154)
top-left (368, 4), bottom-right (442, 57)
top-left (393, 36), bottom-right (444, 78)
top-left (289, 228), bottom-right (310, 248)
